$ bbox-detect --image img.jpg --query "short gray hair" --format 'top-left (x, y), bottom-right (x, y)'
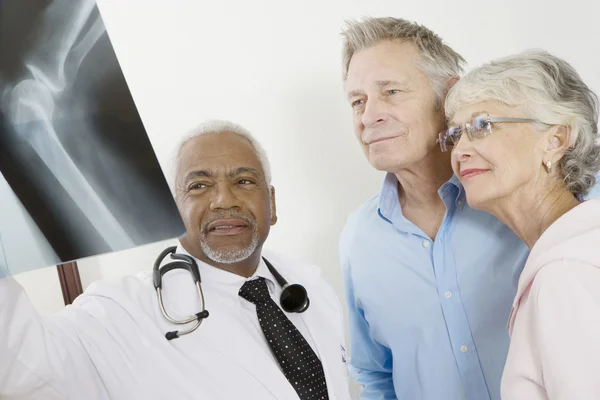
top-left (341, 17), bottom-right (466, 106)
top-left (445, 49), bottom-right (600, 198)
top-left (171, 120), bottom-right (272, 193)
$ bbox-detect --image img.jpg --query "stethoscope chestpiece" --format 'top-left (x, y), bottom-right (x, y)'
top-left (280, 283), bottom-right (310, 313)
top-left (262, 257), bottom-right (310, 314)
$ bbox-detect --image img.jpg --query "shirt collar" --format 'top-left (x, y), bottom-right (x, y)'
top-left (175, 245), bottom-right (278, 305)
top-left (441, 174), bottom-right (465, 209)
top-left (377, 172), bottom-right (401, 223)
top-left (377, 172), bottom-right (466, 228)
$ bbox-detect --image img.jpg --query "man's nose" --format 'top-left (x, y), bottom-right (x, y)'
top-left (361, 97), bottom-right (388, 128)
top-left (209, 182), bottom-right (242, 210)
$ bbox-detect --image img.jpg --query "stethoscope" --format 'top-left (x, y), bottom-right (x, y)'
top-left (153, 246), bottom-right (310, 341)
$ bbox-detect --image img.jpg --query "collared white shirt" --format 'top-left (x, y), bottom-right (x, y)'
top-left (176, 247), bottom-right (319, 363)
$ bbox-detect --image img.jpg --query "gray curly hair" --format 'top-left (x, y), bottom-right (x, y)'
top-left (445, 49), bottom-right (600, 198)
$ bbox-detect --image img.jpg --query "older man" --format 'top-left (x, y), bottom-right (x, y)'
top-left (0, 120), bottom-right (351, 400)
top-left (339, 17), bottom-right (600, 400)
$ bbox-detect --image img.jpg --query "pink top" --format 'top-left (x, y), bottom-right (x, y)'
top-left (501, 199), bottom-right (600, 399)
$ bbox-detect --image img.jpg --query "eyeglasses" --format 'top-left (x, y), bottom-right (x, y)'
top-left (437, 114), bottom-right (550, 152)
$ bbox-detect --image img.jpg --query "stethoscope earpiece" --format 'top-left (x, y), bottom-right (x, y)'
top-left (154, 246), bottom-right (209, 341)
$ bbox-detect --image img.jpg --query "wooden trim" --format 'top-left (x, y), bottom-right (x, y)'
top-left (57, 262), bottom-right (83, 305)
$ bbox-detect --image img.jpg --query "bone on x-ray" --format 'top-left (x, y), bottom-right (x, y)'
top-left (0, 0), bottom-right (185, 275)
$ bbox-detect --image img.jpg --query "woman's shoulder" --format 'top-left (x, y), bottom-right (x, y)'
top-left (531, 258), bottom-right (600, 302)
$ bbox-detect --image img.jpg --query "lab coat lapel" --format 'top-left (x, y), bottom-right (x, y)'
top-left (262, 250), bottom-right (348, 400)
top-left (160, 264), bottom-right (301, 400)
top-left (199, 300), bottom-right (301, 400)
top-left (297, 293), bottom-right (344, 400)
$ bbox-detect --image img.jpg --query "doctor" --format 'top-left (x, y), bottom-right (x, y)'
top-left (0, 120), bottom-right (351, 400)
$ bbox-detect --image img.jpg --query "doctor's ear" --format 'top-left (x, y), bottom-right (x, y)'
top-left (269, 186), bottom-right (277, 226)
top-left (544, 125), bottom-right (572, 165)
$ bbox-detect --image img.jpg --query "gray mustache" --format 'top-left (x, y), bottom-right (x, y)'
top-left (201, 211), bottom-right (256, 233)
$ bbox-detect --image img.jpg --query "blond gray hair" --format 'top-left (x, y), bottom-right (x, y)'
top-left (171, 120), bottom-right (272, 194)
top-left (445, 49), bottom-right (600, 197)
top-left (341, 17), bottom-right (466, 107)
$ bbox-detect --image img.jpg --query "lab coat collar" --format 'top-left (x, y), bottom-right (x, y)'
top-left (174, 245), bottom-right (279, 307)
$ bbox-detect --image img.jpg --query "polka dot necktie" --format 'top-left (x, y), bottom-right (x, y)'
top-left (239, 277), bottom-right (329, 400)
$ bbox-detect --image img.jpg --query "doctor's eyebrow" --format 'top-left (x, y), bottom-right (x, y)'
top-left (184, 170), bottom-right (213, 183)
top-left (184, 167), bottom-right (261, 183)
top-left (228, 167), bottom-right (260, 179)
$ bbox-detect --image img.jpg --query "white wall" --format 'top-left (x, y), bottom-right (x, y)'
top-left (86, 0), bottom-right (600, 294)
top-left (15, 0), bottom-right (600, 396)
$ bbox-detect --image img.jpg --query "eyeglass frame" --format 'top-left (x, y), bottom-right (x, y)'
top-left (437, 114), bottom-right (551, 152)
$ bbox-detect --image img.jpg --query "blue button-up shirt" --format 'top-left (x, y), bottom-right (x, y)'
top-left (340, 173), bottom-right (600, 400)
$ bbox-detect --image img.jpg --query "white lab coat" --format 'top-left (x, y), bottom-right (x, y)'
top-left (0, 248), bottom-right (351, 400)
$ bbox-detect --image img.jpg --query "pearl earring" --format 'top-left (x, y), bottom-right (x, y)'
top-left (545, 160), bottom-right (552, 173)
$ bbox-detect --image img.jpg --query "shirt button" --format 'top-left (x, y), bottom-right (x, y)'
top-left (460, 345), bottom-right (468, 352)
top-left (422, 240), bottom-right (430, 248)
top-left (445, 291), bottom-right (452, 299)
top-left (457, 200), bottom-right (463, 207)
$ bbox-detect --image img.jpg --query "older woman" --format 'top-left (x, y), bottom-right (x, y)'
top-left (441, 50), bottom-right (600, 399)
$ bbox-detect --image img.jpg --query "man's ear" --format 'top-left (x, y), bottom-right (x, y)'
top-left (443, 76), bottom-right (460, 99)
top-left (438, 76), bottom-right (460, 113)
top-left (544, 125), bottom-right (572, 166)
top-left (269, 186), bottom-right (277, 226)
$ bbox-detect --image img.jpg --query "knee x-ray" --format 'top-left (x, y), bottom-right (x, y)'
top-left (0, 0), bottom-right (185, 274)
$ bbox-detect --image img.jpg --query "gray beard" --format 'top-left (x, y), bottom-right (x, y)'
top-left (199, 200), bottom-right (272, 264)
top-left (199, 228), bottom-right (260, 264)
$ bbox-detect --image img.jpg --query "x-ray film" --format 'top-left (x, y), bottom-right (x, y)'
top-left (0, 0), bottom-right (185, 274)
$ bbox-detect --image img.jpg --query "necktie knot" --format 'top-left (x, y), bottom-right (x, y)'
top-left (239, 277), bottom-right (271, 304)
